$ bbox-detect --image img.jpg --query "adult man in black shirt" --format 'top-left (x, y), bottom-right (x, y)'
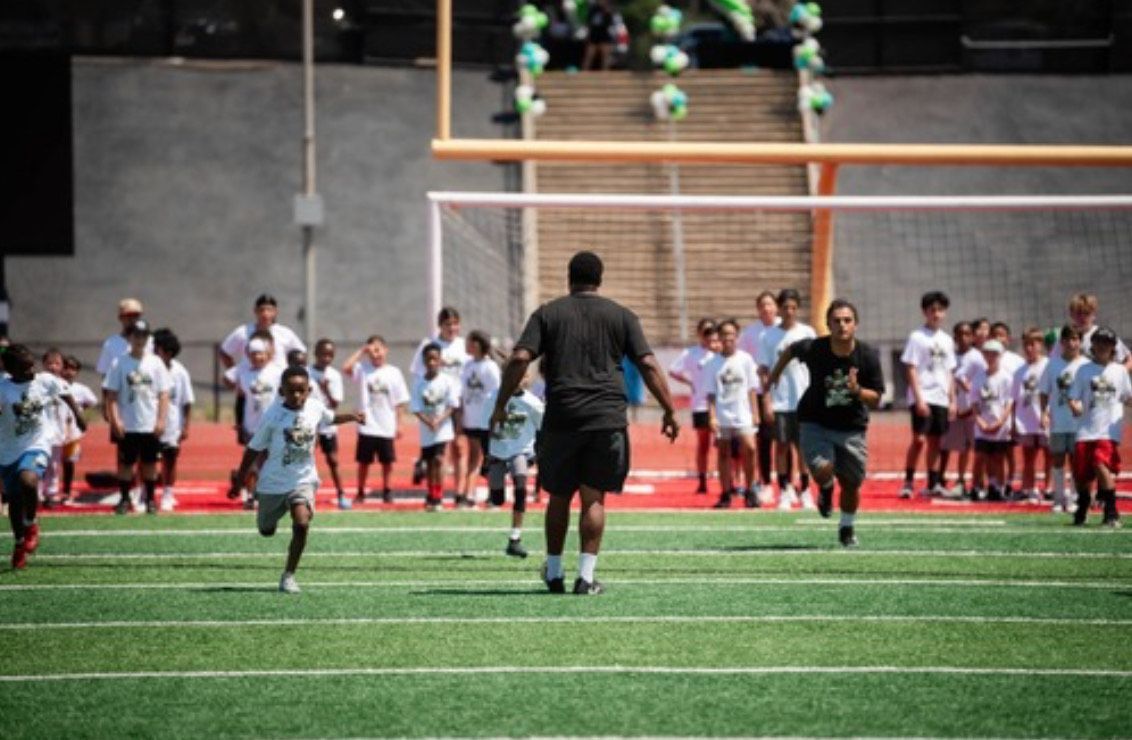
top-left (767, 298), bottom-right (884, 547)
top-left (491, 251), bottom-right (680, 594)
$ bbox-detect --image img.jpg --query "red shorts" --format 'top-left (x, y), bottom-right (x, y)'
top-left (1073, 440), bottom-right (1122, 483)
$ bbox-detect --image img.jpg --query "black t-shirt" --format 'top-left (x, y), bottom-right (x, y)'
top-left (792, 336), bottom-right (884, 431)
top-left (515, 291), bottom-right (652, 432)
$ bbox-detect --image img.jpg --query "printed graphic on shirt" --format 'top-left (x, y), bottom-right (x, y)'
top-left (126, 369), bottom-right (155, 405)
top-left (421, 383), bottom-right (448, 411)
top-left (249, 377), bottom-right (276, 413)
top-left (1055, 370), bottom-right (1074, 405)
top-left (928, 343), bottom-right (949, 371)
top-left (980, 382), bottom-right (1001, 403)
top-left (823, 369), bottom-right (853, 408)
top-left (281, 414), bottom-right (317, 466)
top-left (1020, 374), bottom-right (1040, 406)
top-left (367, 376), bottom-right (391, 397)
top-left (12, 392), bottom-right (46, 436)
top-left (1090, 374), bottom-right (1117, 405)
top-left (464, 372), bottom-right (487, 405)
top-left (718, 366), bottom-right (746, 403)
top-left (495, 406), bottom-right (530, 441)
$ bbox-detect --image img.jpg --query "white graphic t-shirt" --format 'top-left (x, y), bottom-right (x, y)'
top-left (0, 373), bottom-right (72, 465)
top-left (488, 390), bottom-right (545, 461)
top-left (103, 354), bottom-right (172, 433)
top-left (1070, 361), bottom-right (1132, 443)
top-left (61, 381), bottom-right (98, 444)
top-left (1038, 354), bottom-right (1088, 435)
top-left (228, 364), bottom-right (284, 436)
top-left (668, 345), bottom-right (716, 413)
top-left (968, 367), bottom-right (1014, 442)
top-left (737, 318), bottom-right (779, 366)
top-left (706, 350), bottom-right (761, 429)
top-left (901, 326), bottom-right (957, 407)
top-left (461, 358), bottom-right (502, 431)
top-left (161, 360), bottom-right (196, 447)
top-left (1012, 358), bottom-right (1049, 436)
top-left (308, 365), bottom-right (344, 437)
top-left (221, 322), bottom-right (306, 370)
top-left (248, 397), bottom-right (335, 494)
top-left (411, 373), bottom-right (460, 447)
top-left (352, 361), bottom-right (409, 439)
top-left (1081, 326), bottom-right (1131, 364)
top-left (409, 336), bottom-right (470, 394)
top-left (759, 323), bottom-right (817, 412)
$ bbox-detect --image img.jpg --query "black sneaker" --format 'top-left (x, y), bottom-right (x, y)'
top-left (743, 488), bottom-right (759, 509)
top-left (540, 561), bottom-right (565, 594)
top-left (381, 488), bottom-right (393, 504)
top-left (817, 487), bottom-right (833, 519)
top-left (838, 526), bottom-right (858, 548)
top-left (505, 539), bottom-right (528, 558)
top-left (1074, 493), bottom-right (1091, 526)
top-left (114, 496), bottom-right (131, 515)
top-left (712, 494), bottom-right (732, 509)
top-left (145, 499), bottom-right (157, 515)
top-left (411, 458), bottom-right (426, 485)
top-left (573, 577), bottom-right (604, 595)
top-left (695, 475), bottom-right (707, 494)
top-left (1102, 513), bottom-right (1122, 529)
top-left (226, 470), bottom-right (241, 500)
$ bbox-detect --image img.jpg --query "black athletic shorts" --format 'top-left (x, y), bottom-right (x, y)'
top-left (420, 442), bottom-right (447, 462)
top-left (975, 439), bottom-right (1012, 455)
top-left (118, 432), bottom-right (161, 465)
top-left (692, 411), bottom-right (710, 430)
top-left (537, 427), bottom-right (630, 497)
top-left (159, 444), bottom-right (180, 465)
top-left (318, 434), bottom-right (338, 456)
top-left (356, 434), bottom-right (396, 464)
top-left (910, 404), bottom-right (949, 437)
top-left (463, 428), bottom-right (491, 446)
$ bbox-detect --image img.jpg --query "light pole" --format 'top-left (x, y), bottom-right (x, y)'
top-left (295, 0), bottom-right (324, 347)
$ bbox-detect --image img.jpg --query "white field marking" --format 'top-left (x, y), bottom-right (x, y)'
top-left (29, 548), bottom-right (1132, 561)
top-left (0, 576), bottom-right (1126, 592)
top-left (1, 614), bottom-right (1129, 631)
top-left (2, 665), bottom-right (1130, 683)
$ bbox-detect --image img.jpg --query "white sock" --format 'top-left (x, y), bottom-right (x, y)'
top-left (509, 527), bottom-right (522, 541)
top-left (578, 553), bottom-right (598, 582)
top-left (545, 555), bottom-right (564, 580)
top-left (839, 512), bottom-right (856, 528)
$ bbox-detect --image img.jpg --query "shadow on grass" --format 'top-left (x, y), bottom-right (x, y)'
top-left (719, 544), bottom-right (822, 552)
top-left (197, 586), bottom-right (277, 593)
top-left (413, 588), bottom-right (548, 597)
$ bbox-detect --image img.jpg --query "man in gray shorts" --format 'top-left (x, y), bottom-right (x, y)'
top-left (768, 299), bottom-right (884, 547)
top-left (491, 251), bottom-right (679, 594)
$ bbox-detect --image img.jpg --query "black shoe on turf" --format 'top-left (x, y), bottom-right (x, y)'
top-left (114, 496), bottom-right (130, 515)
top-left (712, 494), bottom-right (732, 509)
top-left (1102, 514), bottom-right (1122, 529)
top-left (838, 526), bottom-right (858, 548)
top-left (573, 577), bottom-right (604, 595)
top-left (540, 562), bottom-right (565, 594)
top-left (381, 488), bottom-right (393, 504)
top-left (505, 539), bottom-right (528, 558)
top-left (743, 488), bottom-right (759, 509)
top-left (411, 458), bottom-right (426, 485)
top-left (817, 487), bottom-right (833, 519)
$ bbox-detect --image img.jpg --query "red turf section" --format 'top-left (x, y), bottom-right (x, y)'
top-left (53, 415), bottom-right (1130, 515)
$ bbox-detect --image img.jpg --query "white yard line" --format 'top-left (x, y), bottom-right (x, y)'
top-left (1, 665), bottom-right (1130, 683)
top-left (0, 615), bottom-right (1128, 631)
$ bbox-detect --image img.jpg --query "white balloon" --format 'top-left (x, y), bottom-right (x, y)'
top-left (650, 44), bottom-right (669, 65)
top-left (531, 99), bottom-right (547, 116)
top-left (515, 84), bottom-right (535, 102)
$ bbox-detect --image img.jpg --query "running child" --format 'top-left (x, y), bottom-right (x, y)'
top-left (487, 375), bottom-right (545, 557)
top-left (706, 319), bottom-right (762, 509)
top-left (343, 335), bottom-right (409, 504)
top-left (152, 329), bottom-right (194, 512)
top-left (58, 355), bottom-right (98, 503)
top-left (38, 348), bottom-right (66, 505)
top-left (234, 366), bottom-right (364, 593)
top-left (0, 345), bottom-right (87, 567)
top-left (225, 332), bottom-right (282, 509)
top-left (411, 343), bottom-right (461, 511)
top-left (1067, 327), bottom-right (1131, 527)
top-left (103, 320), bottom-right (172, 514)
top-left (1012, 327), bottom-right (1049, 503)
top-left (968, 339), bottom-right (1014, 501)
top-left (1039, 324), bottom-right (1087, 512)
top-left (938, 321), bottom-right (976, 496)
top-left (900, 291), bottom-right (956, 498)
top-left (459, 330), bottom-right (502, 508)
top-left (668, 318), bottom-right (719, 494)
top-left (307, 339), bottom-right (348, 509)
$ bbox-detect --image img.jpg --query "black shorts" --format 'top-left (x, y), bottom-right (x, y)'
top-left (537, 427), bottom-right (630, 498)
top-left (910, 405), bottom-right (950, 437)
top-left (692, 411), bottom-right (710, 430)
top-left (463, 428), bottom-right (491, 446)
top-left (159, 444), bottom-right (180, 465)
top-left (318, 434), bottom-right (338, 456)
top-left (118, 432), bottom-right (160, 465)
top-left (975, 439), bottom-right (1012, 455)
top-left (421, 442), bottom-right (447, 462)
top-left (356, 434), bottom-right (395, 464)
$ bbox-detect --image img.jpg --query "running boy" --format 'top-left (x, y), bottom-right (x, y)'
top-left (234, 366), bottom-right (363, 593)
top-left (344, 335), bottom-right (409, 504)
top-left (1012, 328), bottom-right (1049, 503)
top-left (103, 320), bottom-right (172, 514)
top-left (153, 328), bottom-right (194, 512)
top-left (900, 291), bottom-right (956, 498)
top-left (58, 355), bottom-right (98, 503)
top-left (706, 319), bottom-right (761, 509)
top-left (968, 339), bottom-right (1014, 501)
top-left (459, 330), bottom-right (502, 508)
top-left (0, 345), bottom-right (87, 567)
top-left (307, 339), bottom-right (348, 509)
top-left (668, 318), bottom-right (719, 494)
top-left (1068, 327), bottom-right (1131, 527)
top-left (1039, 324), bottom-right (1087, 512)
top-left (488, 376), bottom-right (545, 557)
top-left (412, 343), bottom-right (461, 511)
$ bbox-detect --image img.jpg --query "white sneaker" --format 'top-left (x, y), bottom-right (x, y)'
top-left (930, 483), bottom-right (948, 497)
top-left (899, 484), bottom-right (914, 499)
top-left (799, 490), bottom-right (817, 511)
top-left (160, 493), bottom-right (176, 512)
top-left (778, 484), bottom-right (797, 510)
top-left (1026, 489), bottom-right (1042, 504)
top-left (756, 484), bottom-right (774, 507)
top-left (279, 572), bottom-right (300, 594)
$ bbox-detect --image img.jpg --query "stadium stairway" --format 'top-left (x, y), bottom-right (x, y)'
top-left (529, 69), bottom-right (812, 343)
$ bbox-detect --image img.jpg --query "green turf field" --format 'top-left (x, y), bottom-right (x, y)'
top-left (1, 510), bottom-right (1129, 738)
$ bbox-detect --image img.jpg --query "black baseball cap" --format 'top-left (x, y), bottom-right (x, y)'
top-left (128, 319), bottom-right (151, 336)
top-left (1092, 327), bottom-right (1118, 345)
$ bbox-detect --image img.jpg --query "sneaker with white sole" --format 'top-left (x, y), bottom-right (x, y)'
top-left (279, 572), bottom-right (300, 594)
top-left (838, 526), bottom-right (859, 548)
top-left (799, 490), bottom-right (817, 511)
top-left (777, 485), bottom-right (797, 510)
top-left (160, 494), bottom-right (176, 512)
top-left (899, 484), bottom-right (914, 500)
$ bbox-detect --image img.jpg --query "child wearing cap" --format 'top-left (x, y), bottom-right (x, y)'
top-left (1068, 327), bottom-right (1132, 527)
top-left (966, 339), bottom-right (1013, 501)
top-left (103, 320), bottom-right (172, 515)
top-left (224, 331), bottom-right (282, 509)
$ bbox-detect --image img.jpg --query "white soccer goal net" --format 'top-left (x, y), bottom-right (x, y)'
top-left (428, 192), bottom-right (1132, 349)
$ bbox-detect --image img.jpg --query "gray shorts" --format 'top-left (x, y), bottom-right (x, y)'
top-left (773, 412), bottom-right (800, 445)
top-left (1049, 432), bottom-right (1075, 456)
top-left (487, 454), bottom-right (530, 489)
top-left (256, 483), bottom-right (316, 534)
top-left (716, 425), bottom-right (755, 443)
top-left (941, 416), bottom-right (975, 452)
top-left (800, 422), bottom-right (868, 489)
